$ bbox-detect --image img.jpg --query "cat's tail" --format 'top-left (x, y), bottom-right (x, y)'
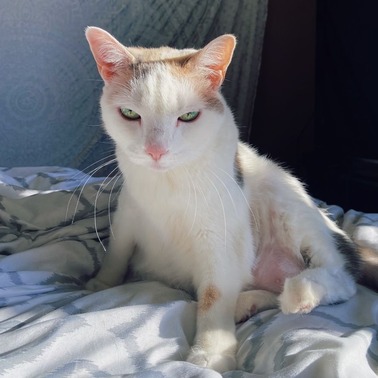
top-left (358, 246), bottom-right (378, 292)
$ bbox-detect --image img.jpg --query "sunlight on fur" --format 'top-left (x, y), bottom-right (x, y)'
top-left (71, 26), bottom-right (373, 373)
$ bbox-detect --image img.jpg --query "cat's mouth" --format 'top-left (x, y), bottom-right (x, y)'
top-left (127, 150), bottom-right (178, 172)
top-left (149, 160), bottom-right (168, 171)
top-left (135, 156), bottom-right (173, 172)
top-left (147, 157), bottom-right (181, 172)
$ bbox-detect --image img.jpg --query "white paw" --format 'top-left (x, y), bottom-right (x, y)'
top-left (235, 290), bottom-right (278, 323)
top-left (85, 277), bottom-right (112, 292)
top-left (187, 347), bottom-right (236, 372)
top-left (279, 276), bottom-right (324, 314)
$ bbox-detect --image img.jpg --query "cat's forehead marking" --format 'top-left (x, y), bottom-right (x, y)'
top-left (129, 49), bottom-right (197, 81)
top-left (113, 45), bottom-right (225, 114)
top-left (128, 46), bottom-right (198, 63)
top-left (166, 59), bottom-right (225, 114)
top-left (128, 62), bottom-right (190, 115)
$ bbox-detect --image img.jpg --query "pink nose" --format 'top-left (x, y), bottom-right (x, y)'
top-left (145, 144), bottom-right (168, 161)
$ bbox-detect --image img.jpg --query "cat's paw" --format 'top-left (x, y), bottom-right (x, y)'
top-left (187, 347), bottom-right (236, 372)
top-left (235, 290), bottom-right (278, 323)
top-left (85, 277), bottom-right (112, 292)
top-left (279, 276), bottom-right (324, 314)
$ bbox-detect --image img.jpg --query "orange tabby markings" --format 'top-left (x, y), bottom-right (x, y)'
top-left (198, 285), bottom-right (221, 313)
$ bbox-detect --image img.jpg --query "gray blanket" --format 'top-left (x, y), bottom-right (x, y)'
top-left (0, 167), bottom-right (377, 377)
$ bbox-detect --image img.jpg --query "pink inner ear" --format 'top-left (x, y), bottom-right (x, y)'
top-left (197, 34), bottom-right (236, 90)
top-left (208, 68), bottom-right (225, 89)
top-left (96, 62), bottom-right (116, 82)
top-left (86, 27), bottom-right (133, 81)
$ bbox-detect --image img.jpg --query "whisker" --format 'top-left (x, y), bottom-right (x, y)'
top-left (204, 173), bottom-right (227, 251)
top-left (182, 167), bottom-right (192, 220)
top-left (108, 173), bottom-right (123, 239)
top-left (191, 170), bottom-right (211, 210)
top-left (68, 154), bottom-right (116, 182)
top-left (215, 166), bottom-right (260, 233)
top-left (208, 169), bottom-right (238, 216)
top-left (183, 167), bottom-right (198, 238)
top-left (64, 168), bottom-right (102, 224)
top-left (66, 158), bottom-right (117, 224)
top-left (93, 166), bottom-right (120, 251)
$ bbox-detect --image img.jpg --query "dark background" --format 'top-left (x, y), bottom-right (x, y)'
top-left (250, 0), bottom-right (378, 212)
top-left (1, 0), bottom-right (377, 212)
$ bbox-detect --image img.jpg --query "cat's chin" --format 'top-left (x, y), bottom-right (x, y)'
top-left (147, 162), bottom-right (171, 172)
top-left (132, 158), bottom-right (175, 173)
top-left (126, 152), bottom-right (190, 172)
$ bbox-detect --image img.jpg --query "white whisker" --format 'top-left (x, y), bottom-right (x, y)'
top-left (94, 166), bottom-right (120, 251)
top-left (183, 167), bottom-right (198, 238)
top-left (208, 169), bottom-right (238, 216)
top-left (108, 174), bottom-right (123, 239)
top-left (204, 173), bottom-right (227, 251)
top-left (182, 167), bottom-right (192, 220)
top-left (215, 166), bottom-right (259, 233)
top-left (66, 157), bottom-right (117, 224)
top-left (193, 172), bottom-right (211, 210)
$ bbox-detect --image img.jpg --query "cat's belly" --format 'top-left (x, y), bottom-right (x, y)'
top-left (252, 245), bottom-right (306, 293)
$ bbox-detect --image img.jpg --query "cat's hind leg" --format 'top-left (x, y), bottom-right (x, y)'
top-left (235, 290), bottom-right (278, 323)
top-left (279, 265), bottom-right (356, 314)
top-left (279, 227), bottom-right (359, 314)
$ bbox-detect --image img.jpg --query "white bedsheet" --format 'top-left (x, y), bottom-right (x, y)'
top-left (0, 167), bottom-right (377, 377)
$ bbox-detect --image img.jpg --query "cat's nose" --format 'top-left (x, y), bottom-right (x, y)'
top-left (145, 144), bottom-right (168, 161)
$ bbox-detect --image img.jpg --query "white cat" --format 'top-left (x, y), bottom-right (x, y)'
top-left (85, 27), bottom-right (361, 372)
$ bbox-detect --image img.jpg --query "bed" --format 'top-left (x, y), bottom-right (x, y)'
top-left (1, 1), bottom-right (377, 376)
top-left (0, 167), bottom-right (377, 377)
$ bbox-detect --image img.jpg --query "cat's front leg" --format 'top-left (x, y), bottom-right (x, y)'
top-left (86, 232), bottom-right (134, 291)
top-left (187, 280), bottom-right (241, 372)
top-left (86, 197), bottom-right (135, 292)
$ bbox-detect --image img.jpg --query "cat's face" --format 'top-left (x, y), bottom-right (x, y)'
top-left (86, 27), bottom-right (236, 171)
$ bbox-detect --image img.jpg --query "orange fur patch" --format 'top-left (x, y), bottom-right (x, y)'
top-left (128, 46), bottom-right (197, 63)
top-left (110, 40), bottom-right (225, 114)
top-left (167, 59), bottom-right (225, 113)
top-left (198, 285), bottom-right (221, 313)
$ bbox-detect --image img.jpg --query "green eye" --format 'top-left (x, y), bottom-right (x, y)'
top-left (178, 111), bottom-right (200, 122)
top-left (120, 108), bottom-right (141, 120)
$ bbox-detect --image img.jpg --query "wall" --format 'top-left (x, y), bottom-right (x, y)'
top-left (250, 0), bottom-right (316, 180)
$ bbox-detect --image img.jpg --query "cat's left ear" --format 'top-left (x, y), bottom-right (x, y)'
top-left (195, 34), bottom-right (236, 90)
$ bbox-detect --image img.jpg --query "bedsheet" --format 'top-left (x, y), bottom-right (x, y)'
top-left (0, 167), bottom-right (377, 377)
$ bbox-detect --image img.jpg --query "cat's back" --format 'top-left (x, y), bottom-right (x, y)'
top-left (237, 142), bottom-right (309, 209)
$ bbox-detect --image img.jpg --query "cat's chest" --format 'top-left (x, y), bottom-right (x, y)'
top-left (122, 168), bottom-right (250, 287)
top-left (129, 206), bottom-right (198, 289)
top-left (125, 184), bottom-right (201, 285)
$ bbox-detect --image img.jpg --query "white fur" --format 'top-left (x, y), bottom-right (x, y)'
top-left (85, 28), bottom-right (357, 373)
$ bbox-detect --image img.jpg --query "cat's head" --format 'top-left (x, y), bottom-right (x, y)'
top-left (86, 27), bottom-right (237, 171)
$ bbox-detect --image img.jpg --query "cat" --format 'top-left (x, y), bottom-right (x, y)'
top-left (84, 27), bottom-right (363, 372)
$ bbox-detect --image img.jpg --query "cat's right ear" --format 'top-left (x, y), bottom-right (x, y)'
top-left (85, 27), bottom-right (135, 82)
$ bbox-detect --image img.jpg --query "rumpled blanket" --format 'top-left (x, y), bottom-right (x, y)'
top-left (0, 167), bottom-right (377, 377)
